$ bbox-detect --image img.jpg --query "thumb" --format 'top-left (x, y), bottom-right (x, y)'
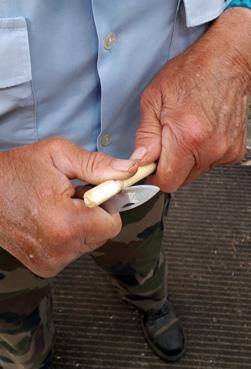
top-left (131, 96), bottom-right (162, 164)
top-left (48, 138), bottom-right (139, 184)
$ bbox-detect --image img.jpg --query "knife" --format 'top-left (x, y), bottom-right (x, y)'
top-left (83, 163), bottom-right (159, 213)
top-left (101, 184), bottom-right (160, 213)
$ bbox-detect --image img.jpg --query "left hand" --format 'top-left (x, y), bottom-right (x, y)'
top-left (132, 8), bottom-right (251, 192)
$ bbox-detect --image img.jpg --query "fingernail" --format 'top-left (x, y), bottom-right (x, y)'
top-left (112, 159), bottom-right (138, 172)
top-left (130, 147), bottom-right (147, 160)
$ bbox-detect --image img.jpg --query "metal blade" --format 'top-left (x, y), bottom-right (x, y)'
top-left (102, 185), bottom-right (160, 214)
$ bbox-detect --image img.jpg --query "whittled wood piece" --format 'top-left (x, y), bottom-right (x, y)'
top-left (84, 162), bottom-right (157, 208)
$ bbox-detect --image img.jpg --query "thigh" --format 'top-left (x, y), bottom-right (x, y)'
top-left (92, 192), bottom-right (171, 311)
top-left (0, 248), bottom-right (54, 369)
top-left (93, 192), bottom-right (170, 270)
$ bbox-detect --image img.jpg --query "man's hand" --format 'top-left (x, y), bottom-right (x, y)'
top-left (133, 8), bottom-right (251, 192)
top-left (0, 137), bottom-right (138, 277)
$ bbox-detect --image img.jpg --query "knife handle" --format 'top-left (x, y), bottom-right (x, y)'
top-left (84, 163), bottom-right (157, 208)
top-left (121, 162), bottom-right (156, 188)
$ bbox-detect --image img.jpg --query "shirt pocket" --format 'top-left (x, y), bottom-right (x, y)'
top-left (0, 17), bottom-right (36, 151)
top-left (183, 0), bottom-right (231, 27)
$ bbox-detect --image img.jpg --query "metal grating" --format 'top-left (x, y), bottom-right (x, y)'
top-left (51, 154), bottom-right (251, 369)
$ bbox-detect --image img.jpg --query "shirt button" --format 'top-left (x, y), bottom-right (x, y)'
top-left (100, 133), bottom-right (112, 146)
top-left (104, 32), bottom-right (117, 50)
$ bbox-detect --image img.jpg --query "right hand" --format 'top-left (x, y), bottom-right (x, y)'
top-left (0, 137), bottom-right (138, 278)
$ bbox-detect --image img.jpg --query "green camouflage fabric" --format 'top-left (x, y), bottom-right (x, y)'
top-left (0, 249), bottom-right (54, 369)
top-left (0, 191), bottom-right (169, 368)
top-left (92, 192), bottom-right (170, 312)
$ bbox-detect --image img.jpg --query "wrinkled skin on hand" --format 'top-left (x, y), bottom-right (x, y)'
top-left (134, 8), bottom-right (251, 192)
top-left (0, 137), bottom-right (138, 278)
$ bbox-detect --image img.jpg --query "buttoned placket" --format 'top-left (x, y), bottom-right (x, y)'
top-left (91, 2), bottom-right (118, 154)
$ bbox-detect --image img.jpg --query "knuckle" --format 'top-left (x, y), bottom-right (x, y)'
top-left (84, 151), bottom-right (100, 178)
top-left (213, 143), bottom-right (228, 161)
top-left (183, 134), bottom-right (199, 149)
top-left (228, 147), bottom-right (245, 164)
top-left (183, 126), bottom-right (207, 148)
top-left (159, 181), bottom-right (178, 193)
top-left (234, 154), bottom-right (244, 163)
top-left (176, 115), bottom-right (212, 149)
top-left (86, 214), bottom-right (122, 243)
top-left (155, 174), bottom-right (178, 193)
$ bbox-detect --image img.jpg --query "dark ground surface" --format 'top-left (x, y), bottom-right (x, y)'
top-left (51, 154), bottom-right (251, 369)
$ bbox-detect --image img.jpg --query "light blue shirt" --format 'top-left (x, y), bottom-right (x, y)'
top-left (0, 0), bottom-right (230, 158)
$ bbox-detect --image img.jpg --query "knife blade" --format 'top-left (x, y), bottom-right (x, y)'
top-left (101, 185), bottom-right (160, 214)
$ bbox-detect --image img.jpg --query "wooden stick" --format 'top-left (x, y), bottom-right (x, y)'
top-left (84, 163), bottom-right (157, 208)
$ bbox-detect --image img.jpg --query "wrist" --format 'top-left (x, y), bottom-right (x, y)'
top-left (193, 7), bottom-right (251, 92)
top-left (218, 8), bottom-right (251, 90)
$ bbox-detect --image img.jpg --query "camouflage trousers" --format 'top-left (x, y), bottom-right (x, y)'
top-left (0, 192), bottom-right (170, 368)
